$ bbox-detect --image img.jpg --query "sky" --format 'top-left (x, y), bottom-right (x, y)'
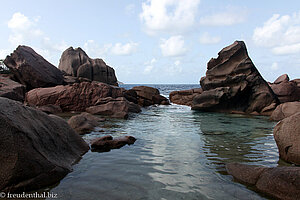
top-left (0, 0), bottom-right (300, 84)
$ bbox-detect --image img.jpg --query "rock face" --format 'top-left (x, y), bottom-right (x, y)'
top-left (270, 102), bottom-right (300, 121)
top-left (0, 75), bottom-right (25, 101)
top-left (86, 97), bottom-right (141, 119)
top-left (132, 86), bottom-right (170, 106)
top-left (58, 47), bottom-right (118, 86)
top-left (226, 163), bottom-right (300, 200)
top-left (273, 112), bottom-right (300, 165)
top-left (0, 97), bottom-right (89, 192)
top-left (192, 41), bottom-right (278, 115)
top-left (26, 82), bottom-right (124, 112)
top-left (4, 46), bottom-right (64, 90)
top-left (270, 74), bottom-right (300, 103)
top-left (91, 135), bottom-right (136, 152)
top-left (169, 88), bottom-right (203, 106)
top-left (68, 112), bottom-right (105, 135)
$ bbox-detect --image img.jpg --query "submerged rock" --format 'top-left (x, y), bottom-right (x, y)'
top-left (192, 41), bottom-right (278, 115)
top-left (169, 88), bottom-right (202, 106)
top-left (86, 97), bottom-right (141, 119)
top-left (68, 112), bottom-right (105, 135)
top-left (132, 86), bottom-right (170, 106)
top-left (4, 45), bottom-right (64, 90)
top-left (25, 82), bottom-right (124, 112)
top-left (0, 97), bottom-right (89, 192)
top-left (270, 101), bottom-right (300, 121)
top-left (91, 135), bottom-right (136, 152)
top-left (226, 163), bottom-right (300, 200)
top-left (274, 112), bottom-right (300, 165)
top-left (0, 75), bottom-right (25, 101)
top-left (58, 47), bottom-right (118, 86)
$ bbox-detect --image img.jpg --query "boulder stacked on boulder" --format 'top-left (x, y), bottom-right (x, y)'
top-left (269, 74), bottom-right (300, 103)
top-left (270, 101), bottom-right (300, 121)
top-left (0, 97), bottom-right (89, 192)
top-left (192, 41), bottom-right (279, 115)
top-left (4, 45), bottom-right (64, 90)
top-left (58, 47), bottom-right (118, 86)
top-left (226, 163), bottom-right (300, 200)
top-left (0, 75), bottom-right (25, 101)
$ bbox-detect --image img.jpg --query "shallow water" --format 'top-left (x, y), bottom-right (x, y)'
top-left (48, 84), bottom-right (286, 200)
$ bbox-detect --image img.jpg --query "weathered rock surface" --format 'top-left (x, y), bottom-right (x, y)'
top-left (58, 47), bottom-right (118, 86)
top-left (68, 112), bottom-right (105, 135)
top-left (86, 97), bottom-right (141, 119)
top-left (0, 75), bottom-right (25, 101)
top-left (274, 112), bottom-right (300, 165)
top-left (123, 89), bottom-right (138, 104)
top-left (169, 88), bottom-right (203, 106)
top-left (270, 102), bottom-right (300, 121)
top-left (274, 74), bottom-right (289, 84)
top-left (132, 86), bottom-right (170, 106)
top-left (36, 104), bottom-right (62, 114)
top-left (226, 163), bottom-right (300, 200)
top-left (270, 74), bottom-right (300, 103)
top-left (4, 46), bottom-right (64, 90)
top-left (0, 97), bottom-right (89, 192)
top-left (63, 75), bottom-right (91, 85)
top-left (26, 82), bottom-right (124, 112)
top-left (192, 41), bottom-right (279, 115)
top-left (91, 135), bottom-right (136, 152)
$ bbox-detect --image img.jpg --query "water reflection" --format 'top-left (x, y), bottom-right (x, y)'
top-left (192, 111), bottom-right (279, 173)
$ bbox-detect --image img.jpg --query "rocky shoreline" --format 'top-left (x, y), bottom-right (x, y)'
top-left (0, 41), bottom-right (299, 199)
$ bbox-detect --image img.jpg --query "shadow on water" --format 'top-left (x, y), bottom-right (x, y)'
top-left (191, 110), bottom-right (279, 174)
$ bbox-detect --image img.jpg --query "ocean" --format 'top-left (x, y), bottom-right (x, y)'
top-left (47, 84), bottom-right (284, 200)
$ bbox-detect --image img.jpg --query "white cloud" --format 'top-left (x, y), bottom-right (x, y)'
top-left (165, 60), bottom-right (182, 75)
top-left (174, 60), bottom-right (180, 66)
top-left (83, 40), bottom-right (112, 58)
top-left (253, 11), bottom-right (300, 55)
top-left (199, 32), bottom-right (221, 44)
top-left (5, 12), bottom-right (68, 65)
top-left (199, 7), bottom-right (247, 26)
top-left (271, 62), bottom-right (279, 71)
top-left (140, 0), bottom-right (201, 35)
top-left (143, 58), bottom-right (156, 74)
top-left (111, 42), bottom-right (138, 56)
top-left (125, 4), bottom-right (136, 15)
top-left (272, 43), bottom-right (300, 55)
top-left (160, 35), bottom-right (187, 57)
top-left (84, 40), bottom-right (139, 57)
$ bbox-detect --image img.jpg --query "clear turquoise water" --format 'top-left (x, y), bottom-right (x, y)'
top-left (48, 84), bottom-right (285, 200)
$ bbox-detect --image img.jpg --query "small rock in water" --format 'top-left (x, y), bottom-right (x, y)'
top-left (91, 135), bottom-right (136, 152)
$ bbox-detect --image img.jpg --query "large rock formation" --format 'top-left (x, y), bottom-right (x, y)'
top-left (4, 46), bottom-right (64, 90)
top-left (269, 74), bottom-right (300, 103)
top-left (226, 163), bottom-right (300, 200)
top-left (273, 112), bottom-right (300, 165)
top-left (131, 86), bottom-right (170, 106)
top-left (270, 101), bottom-right (300, 121)
top-left (58, 47), bottom-right (118, 86)
top-left (25, 82), bottom-right (124, 112)
top-left (169, 88), bottom-right (202, 106)
top-left (86, 97), bottom-right (141, 119)
top-left (192, 41), bottom-right (279, 115)
top-left (0, 97), bottom-right (89, 192)
top-left (0, 75), bottom-right (25, 101)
